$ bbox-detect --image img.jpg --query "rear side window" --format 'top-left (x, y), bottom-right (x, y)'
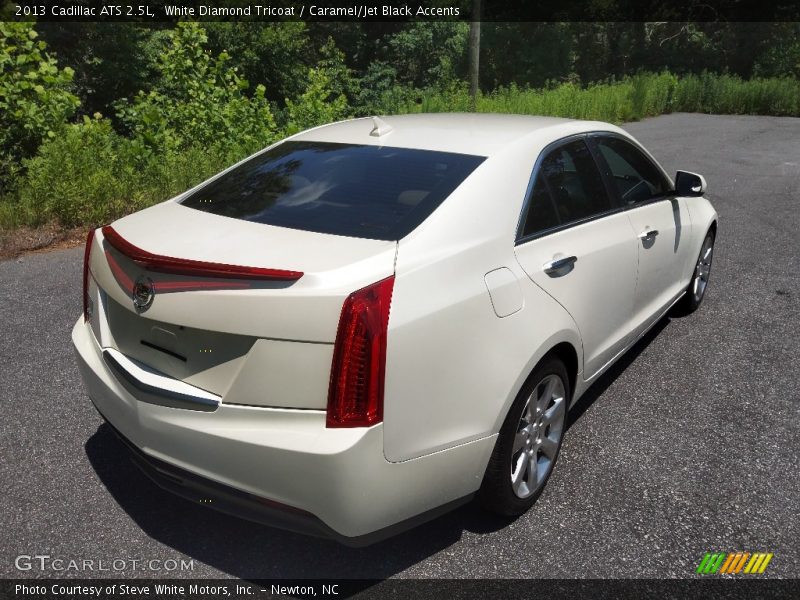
top-left (594, 136), bottom-right (671, 203)
top-left (181, 141), bottom-right (485, 241)
top-left (520, 173), bottom-right (560, 238)
top-left (538, 139), bottom-right (613, 225)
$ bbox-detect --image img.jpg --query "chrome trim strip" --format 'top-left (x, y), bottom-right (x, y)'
top-left (102, 348), bottom-right (220, 412)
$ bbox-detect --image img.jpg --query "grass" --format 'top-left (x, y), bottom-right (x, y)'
top-left (404, 72), bottom-right (800, 121)
top-left (1, 71), bottom-right (799, 236)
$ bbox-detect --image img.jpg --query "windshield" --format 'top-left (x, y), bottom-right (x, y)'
top-left (181, 141), bottom-right (486, 240)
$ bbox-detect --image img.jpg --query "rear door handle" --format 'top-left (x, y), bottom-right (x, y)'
top-left (543, 255), bottom-right (577, 276)
top-left (638, 229), bottom-right (659, 240)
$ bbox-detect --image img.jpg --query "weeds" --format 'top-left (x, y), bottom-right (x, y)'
top-left (2, 70), bottom-right (798, 230)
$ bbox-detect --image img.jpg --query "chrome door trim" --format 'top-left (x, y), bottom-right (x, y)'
top-left (543, 255), bottom-right (578, 276)
top-left (637, 229), bottom-right (660, 240)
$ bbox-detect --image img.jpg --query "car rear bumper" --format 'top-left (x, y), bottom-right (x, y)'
top-left (72, 318), bottom-right (494, 543)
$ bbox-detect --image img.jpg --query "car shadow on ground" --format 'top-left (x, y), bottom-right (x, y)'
top-left (84, 316), bottom-right (673, 581)
top-left (566, 317), bottom-right (670, 431)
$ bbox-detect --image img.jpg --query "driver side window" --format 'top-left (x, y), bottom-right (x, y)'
top-left (594, 136), bottom-right (671, 204)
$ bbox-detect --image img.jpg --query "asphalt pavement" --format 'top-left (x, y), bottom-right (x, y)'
top-left (1, 113), bottom-right (798, 580)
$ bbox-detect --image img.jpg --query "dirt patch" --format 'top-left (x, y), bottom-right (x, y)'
top-left (0, 224), bottom-right (86, 261)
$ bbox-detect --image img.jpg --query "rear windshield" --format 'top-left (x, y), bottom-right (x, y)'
top-left (181, 141), bottom-right (486, 240)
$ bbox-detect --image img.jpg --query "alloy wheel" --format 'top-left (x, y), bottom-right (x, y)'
top-left (692, 234), bottom-right (714, 303)
top-left (511, 374), bottom-right (566, 499)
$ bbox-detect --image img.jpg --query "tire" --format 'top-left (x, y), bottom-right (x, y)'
top-left (675, 229), bottom-right (715, 315)
top-left (479, 357), bottom-right (570, 516)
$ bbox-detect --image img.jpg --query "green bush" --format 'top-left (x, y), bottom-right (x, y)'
top-left (285, 67), bottom-right (348, 134)
top-left (5, 116), bottom-right (254, 229)
top-left (673, 74), bottom-right (705, 113)
top-left (1, 23), bottom-right (358, 230)
top-left (3, 65), bottom-right (800, 232)
top-left (12, 117), bottom-right (130, 227)
top-left (382, 22), bottom-right (469, 90)
top-left (0, 22), bottom-right (80, 194)
top-left (630, 72), bottom-right (678, 118)
top-left (351, 61), bottom-right (420, 116)
top-left (115, 22), bottom-right (278, 155)
top-left (406, 71), bottom-right (800, 122)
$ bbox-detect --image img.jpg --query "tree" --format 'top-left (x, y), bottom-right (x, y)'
top-left (285, 68), bottom-right (348, 134)
top-left (204, 22), bottom-right (312, 105)
top-left (381, 23), bottom-right (468, 90)
top-left (0, 22), bottom-right (80, 193)
top-left (468, 0), bottom-right (481, 108)
top-left (115, 23), bottom-right (278, 156)
top-left (37, 23), bottom-right (154, 118)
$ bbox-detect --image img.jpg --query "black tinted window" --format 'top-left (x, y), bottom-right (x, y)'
top-left (595, 136), bottom-right (671, 203)
top-left (521, 173), bottom-right (560, 238)
top-left (539, 139), bottom-right (612, 224)
top-left (181, 142), bottom-right (485, 240)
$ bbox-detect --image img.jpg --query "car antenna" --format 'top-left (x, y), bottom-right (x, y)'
top-left (369, 116), bottom-right (393, 138)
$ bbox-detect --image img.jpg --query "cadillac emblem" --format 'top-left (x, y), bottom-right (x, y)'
top-left (132, 276), bottom-right (155, 312)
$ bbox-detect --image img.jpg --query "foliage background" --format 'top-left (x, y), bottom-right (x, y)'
top-left (1, 20), bottom-right (799, 229)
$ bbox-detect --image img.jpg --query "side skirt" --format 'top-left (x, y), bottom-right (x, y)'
top-left (571, 289), bottom-right (686, 404)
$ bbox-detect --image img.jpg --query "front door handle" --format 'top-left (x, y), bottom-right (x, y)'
top-left (638, 229), bottom-right (659, 240)
top-left (543, 255), bottom-right (577, 276)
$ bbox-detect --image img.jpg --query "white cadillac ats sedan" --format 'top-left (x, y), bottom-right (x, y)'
top-left (73, 114), bottom-right (717, 545)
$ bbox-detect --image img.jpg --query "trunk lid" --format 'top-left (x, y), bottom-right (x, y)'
top-left (87, 201), bottom-right (396, 409)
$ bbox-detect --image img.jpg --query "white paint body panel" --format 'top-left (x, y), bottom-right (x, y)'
top-left (73, 113), bottom-right (718, 539)
top-left (626, 198), bottom-right (695, 339)
top-left (73, 320), bottom-right (494, 538)
top-left (514, 213), bottom-right (638, 378)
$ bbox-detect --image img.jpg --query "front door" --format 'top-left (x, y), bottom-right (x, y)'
top-left (591, 135), bottom-right (692, 337)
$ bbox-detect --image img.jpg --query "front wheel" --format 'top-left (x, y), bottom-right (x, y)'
top-left (479, 357), bottom-right (569, 516)
top-left (676, 229), bottom-right (715, 315)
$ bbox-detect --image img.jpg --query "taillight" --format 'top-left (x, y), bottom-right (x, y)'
top-left (327, 276), bottom-right (395, 428)
top-left (82, 229), bottom-right (96, 321)
top-left (101, 225), bottom-right (303, 281)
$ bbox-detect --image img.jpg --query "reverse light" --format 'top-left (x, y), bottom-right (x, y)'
top-left (327, 276), bottom-right (395, 428)
top-left (82, 228), bottom-right (96, 321)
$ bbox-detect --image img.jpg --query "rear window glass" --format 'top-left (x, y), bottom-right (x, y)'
top-left (181, 141), bottom-right (485, 240)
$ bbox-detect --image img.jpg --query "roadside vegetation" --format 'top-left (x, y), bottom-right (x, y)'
top-left (1, 20), bottom-right (799, 235)
top-left (413, 72), bottom-right (800, 120)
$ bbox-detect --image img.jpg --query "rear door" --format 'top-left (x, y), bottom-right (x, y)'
top-left (590, 134), bottom-right (692, 337)
top-left (514, 137), bottom-right (637, 378)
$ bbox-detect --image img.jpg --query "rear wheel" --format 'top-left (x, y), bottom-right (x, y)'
top-left (675, 230), bottom-right (715, 315)
top-left (479, 357), bottom-right (569, 516)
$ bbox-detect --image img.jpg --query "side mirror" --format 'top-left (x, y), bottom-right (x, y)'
top-left (675, 171), bottom-right (707, 197)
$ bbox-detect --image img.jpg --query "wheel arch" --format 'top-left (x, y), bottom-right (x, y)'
top-left (492, 336), bottom-right (581, 435)
top-left (479, 338), bottom-right (578, 513)
top-left (544, 342), bottom-right (579, 405)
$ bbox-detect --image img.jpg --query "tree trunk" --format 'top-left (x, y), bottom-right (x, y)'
top-left (469, 0), bottom-right (481, 110)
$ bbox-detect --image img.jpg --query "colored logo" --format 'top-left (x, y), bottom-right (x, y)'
top-left (696, 552), bottom-right (774, 575)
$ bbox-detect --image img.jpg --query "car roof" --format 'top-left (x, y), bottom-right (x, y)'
top-left (292, 113), bottom-right (620, 157)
